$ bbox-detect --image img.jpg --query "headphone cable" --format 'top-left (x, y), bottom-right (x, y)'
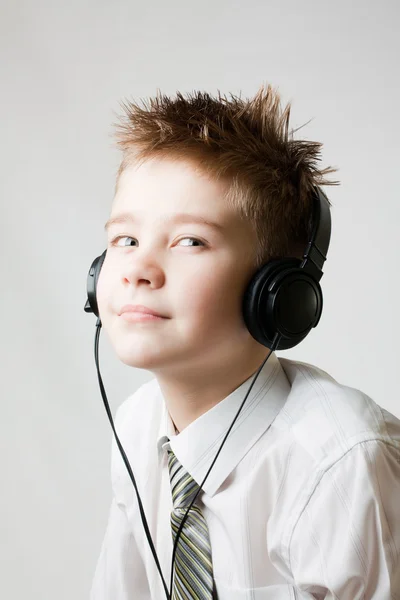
top-left (94, 316), bottom-right (281, 600)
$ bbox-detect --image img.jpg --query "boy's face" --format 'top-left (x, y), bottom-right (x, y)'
top-left (97, 156), bottom-right (266, 377)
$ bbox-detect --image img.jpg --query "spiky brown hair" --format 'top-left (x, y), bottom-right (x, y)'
top-left (111, 83), bottom-right (339, 270)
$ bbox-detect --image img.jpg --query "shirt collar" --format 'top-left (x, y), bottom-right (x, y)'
top-left (156, 351), bottom-right (290, 497)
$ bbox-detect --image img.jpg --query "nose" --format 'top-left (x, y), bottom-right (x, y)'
top-left (121, 253), bottom-right (165, 289)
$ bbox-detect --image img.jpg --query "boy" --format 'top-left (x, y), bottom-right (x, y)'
top-left (90, 84), bottom-right (400, 599)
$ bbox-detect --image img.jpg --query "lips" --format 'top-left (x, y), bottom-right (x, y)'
top-left (119, 304), bottom-right (166, 318)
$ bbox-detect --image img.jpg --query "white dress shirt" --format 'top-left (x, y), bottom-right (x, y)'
top-left (90, 352), bottom-right (400, 599)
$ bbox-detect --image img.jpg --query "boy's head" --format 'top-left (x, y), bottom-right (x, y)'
top-left (96, 84), bottom-right (339, 382)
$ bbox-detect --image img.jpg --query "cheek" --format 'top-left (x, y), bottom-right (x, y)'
top-left (181, 268), bottom-right (239, 320)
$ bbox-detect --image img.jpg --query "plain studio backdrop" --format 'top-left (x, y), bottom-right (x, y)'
top-left (1, 1), bottom-right (399, 598)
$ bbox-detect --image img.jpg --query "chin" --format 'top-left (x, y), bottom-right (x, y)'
top-left (115, 351), bottom-right (154, 369)
top-left (113, 344), bottom-right (167, 370)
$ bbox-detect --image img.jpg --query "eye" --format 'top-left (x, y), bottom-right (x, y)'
top-left (176, 237), bottom-right (205, 247)
top-left (109, 235), bottom-right (205, 248)
top-left (109, 235), bottom-right (136, 247)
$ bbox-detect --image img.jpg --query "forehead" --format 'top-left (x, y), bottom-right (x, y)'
top-left (108, 158), bottom-right (256, 251)
top-left (112, 157), bottom-right (233, 219)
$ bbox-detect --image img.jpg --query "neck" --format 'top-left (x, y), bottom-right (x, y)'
top-left (157, 344), bottom-right (271, 433)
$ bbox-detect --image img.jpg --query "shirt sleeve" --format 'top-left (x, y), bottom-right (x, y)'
top-left (288, 439), bottom-right (400, 599)
top-left (90, 495), bottom-right (151, 599)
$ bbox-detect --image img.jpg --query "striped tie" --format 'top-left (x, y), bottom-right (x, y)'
top-left (167, 448), bottom-right (215, 599)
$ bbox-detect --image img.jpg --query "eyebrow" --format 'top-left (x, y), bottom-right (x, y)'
top-left (104, 212), bottom-right (226, 233)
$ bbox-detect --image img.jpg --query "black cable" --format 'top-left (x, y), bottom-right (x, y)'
top-left (94, 317), bottom-right (281, 600)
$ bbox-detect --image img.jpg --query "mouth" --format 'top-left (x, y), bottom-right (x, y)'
top-left (119, 304), bottom-right (167, 318)
top-left (119, 312), bottom-right (167, 323)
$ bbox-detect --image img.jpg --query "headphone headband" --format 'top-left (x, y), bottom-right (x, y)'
top-left (300, 186), bottom-right (331, 283)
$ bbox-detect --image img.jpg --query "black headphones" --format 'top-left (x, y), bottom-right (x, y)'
top-left (84, 185), bottom-right (331, 599)
top-left (84, 185), bottom-right (331, 350)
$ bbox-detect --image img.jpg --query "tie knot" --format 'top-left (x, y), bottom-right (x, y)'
top-left (167, 449), bottom-right (201, 509)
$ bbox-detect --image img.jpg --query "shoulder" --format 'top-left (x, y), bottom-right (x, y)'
top-left (274, 358), bottom-right (400, 576)
top-left (276, 356), bottom-right (400, 463)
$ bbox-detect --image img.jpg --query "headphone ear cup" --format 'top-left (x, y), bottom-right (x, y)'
top-left (84, 250), bottom-right (107, 317)
top-left (242, 258), bottom-right (323, 350)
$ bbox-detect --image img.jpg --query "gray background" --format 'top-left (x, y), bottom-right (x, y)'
top-left (1, 1), bottom-right (399, 598)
